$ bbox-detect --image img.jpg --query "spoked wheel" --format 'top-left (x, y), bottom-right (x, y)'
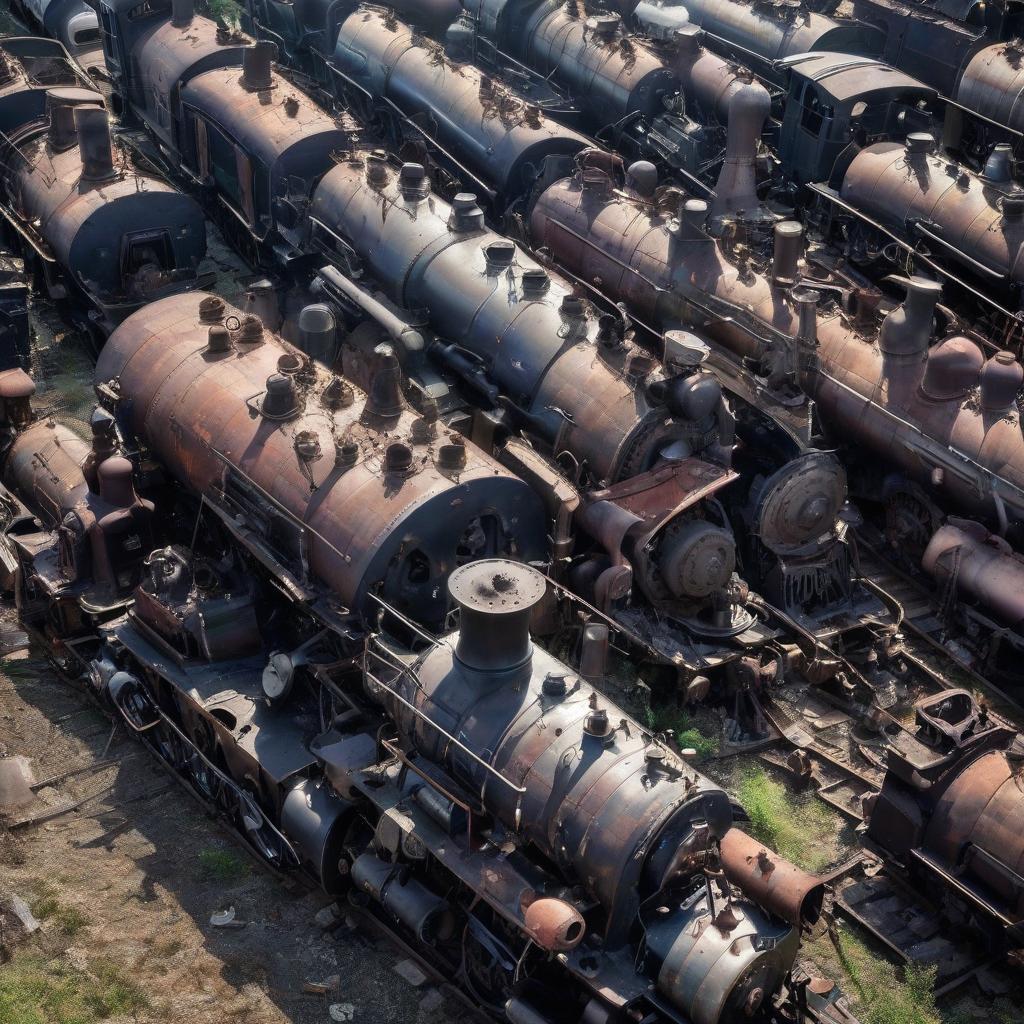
top-left (884, 483), bottom-right (941, 564)
top-left (460, 919), bottom-right (519, 1014)
top-left (237, 786), bottom-right (290, 869)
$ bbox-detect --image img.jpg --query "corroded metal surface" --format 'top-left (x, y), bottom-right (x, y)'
top-left (332, 6), bottom-right (589, 194)
top-left (94, 292), bottom-right (549, 622)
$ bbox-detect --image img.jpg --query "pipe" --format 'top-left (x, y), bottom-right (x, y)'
top-left (719, 828), bottom-right (827, 935)
top-left (317, 265), bottom-right (424, 354)
top-left (879, 277), bottom-right (941, 359)
top-left (710, 78), bottom-right (771, 224)
top-left (771, 221), bottom-right (803, 288)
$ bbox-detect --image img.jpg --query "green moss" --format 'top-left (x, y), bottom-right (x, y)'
top-left (202, 0), bottom-right (242, 26)
top-left (0, 953), bottom-right (148, 1024)
top-left (196, 848), bottom-right (249, 883)
top-left (735, 765), bottom-right (835, 871)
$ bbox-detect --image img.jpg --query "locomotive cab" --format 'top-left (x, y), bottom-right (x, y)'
top-left (777, 52), bottom-right (938, 185)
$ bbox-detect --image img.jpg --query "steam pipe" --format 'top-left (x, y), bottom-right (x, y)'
top-left (317, 265), bottom-right (425, 354)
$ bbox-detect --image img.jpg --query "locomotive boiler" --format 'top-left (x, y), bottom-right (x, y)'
top-left (92, 291), bottom-right (550, 626)
top-left (867, 689), bottom-right (1024, 948)
top-left (0, 444), bottom-right (830, 1024)
top-left (328, 5), bottom-right (591, 202)
top-left (528, 159), bottom-right (1024, 557)
top-left (306, 149), bottom-right (887, 645)
top-left (0, 48), bottom-right (207, 337)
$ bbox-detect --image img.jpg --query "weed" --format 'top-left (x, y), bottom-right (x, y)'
top-left (0, 952), bottom-right (148, 1024)
top-left (735, 765), bottom-right (835, 871)
top-left (645, 706), bottom-right (719, 759)
top-left (197, 847), bottom-right (249, 883)
top-left (26, 883), bottom-right (88, 937)
top-left (202, 0), bottom-right (242, 26)
top-left (808, 926), bottom-right (941, 1024)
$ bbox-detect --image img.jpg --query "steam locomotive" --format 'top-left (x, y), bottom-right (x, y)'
top-left (83, 3), bottom-right (899, 667)
top-left (868, 688), bottom-right (1024, 948)
top-left (0, 299), bottom-right (834, 1024)
top-left (0, 37), bottom-right (207, 341)
top-left (608, 0), bottom-right (1024, 144)
top-left (236, 5), bottom-right (1023, 652)
top-left (78, 3), bottom-right (1022, 672)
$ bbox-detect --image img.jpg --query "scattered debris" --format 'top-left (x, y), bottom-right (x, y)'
top-left (392, 957), bottom-right (429, 988)
top-left (0, 755), bottom-right (35, 813)
top-left (303, 974), bottom-right (341, 995)
top-left (209, 906), bottom-right (246, 929)
top-left (329, 1003), bottom-right (356, 1021)
top-left (0, 891), bottom-right (41, 952)
top-left (314, 902), bottom-right (343, 929)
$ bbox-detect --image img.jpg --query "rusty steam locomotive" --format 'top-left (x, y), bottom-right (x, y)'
top-left (0, 296), bottom-right (837, 1024)
top-left (0, 37), bottom-right (207, 340)
top-left (84, 2), bottom-right (907, 688)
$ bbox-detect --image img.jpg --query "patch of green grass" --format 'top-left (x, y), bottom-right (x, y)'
top-left (0, 953), bottom-right (148, 1024)
top-left (808, 926), bottom-right (941, 1024)
top-left (28, 884), bottom-right (88, 937)
top-left (735, 765), bottom-right (835, 871)
top-left (645, 705), bottom-right (719, 759)
top-left (196, 848), bottom-right (249, 883)
top-left (203, 0), bottom-right (242, 26)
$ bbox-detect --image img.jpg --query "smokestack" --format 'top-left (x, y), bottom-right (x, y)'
top-left (241, 42), bottom-right (276, 92)
top-left (879, 277), bottom-right (942, 359)
top-left (361, 343), bottom-right (404, 425)
top-left (46, 88), bottom-right (100, 151)
top-left (792, 287), bottom-right (819, 348)
top-left (771, 221), bottom-right (803, 288)
top-left (74, 106), bottom-right (116, 181)
top-left (448, 560), bottom-right (546, 672)
top-left (710, 79), bottom-right (771, 227)
top-left (171, 0), bottom-right (194, 27)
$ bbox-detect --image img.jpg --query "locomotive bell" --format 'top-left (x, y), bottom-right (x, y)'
top-left (448, 559), bottom-right (547, 672)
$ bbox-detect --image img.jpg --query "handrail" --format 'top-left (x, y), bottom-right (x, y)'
top-left (363, 647), bottom-right (526, 799)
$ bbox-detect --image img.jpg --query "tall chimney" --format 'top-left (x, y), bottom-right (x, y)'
top-left (171, 0), bottom-right (194, 28)
top-left (448, 560), bottom-right (547, 672)
top-left (74, 106), bottom-right (116, 181)
top-left (710, 79), bottom-right (771, 227)
top-left (879, 277), bottom-right (942, 359)
top-left (241, 42), bottom-right (276, 92)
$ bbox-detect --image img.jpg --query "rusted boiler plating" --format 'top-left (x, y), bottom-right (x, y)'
top-left (0, 301), bottom-right (829, 1024)
top-left (91, 291), bottom-right (549, 626)
top-left (868, 689), bottom-right (1024, 947)
top-left (328, 6), bottom-right (592, 200)
top-left (308, 149), bottom-right (874, 640)
top-left (0, 42), bottom-right (206, 334)
top-left (529, 162), bottom-right (1024, 549)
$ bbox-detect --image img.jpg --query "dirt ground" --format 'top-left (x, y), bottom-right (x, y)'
top-left (0, 631), bottom-right (469, 1024)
